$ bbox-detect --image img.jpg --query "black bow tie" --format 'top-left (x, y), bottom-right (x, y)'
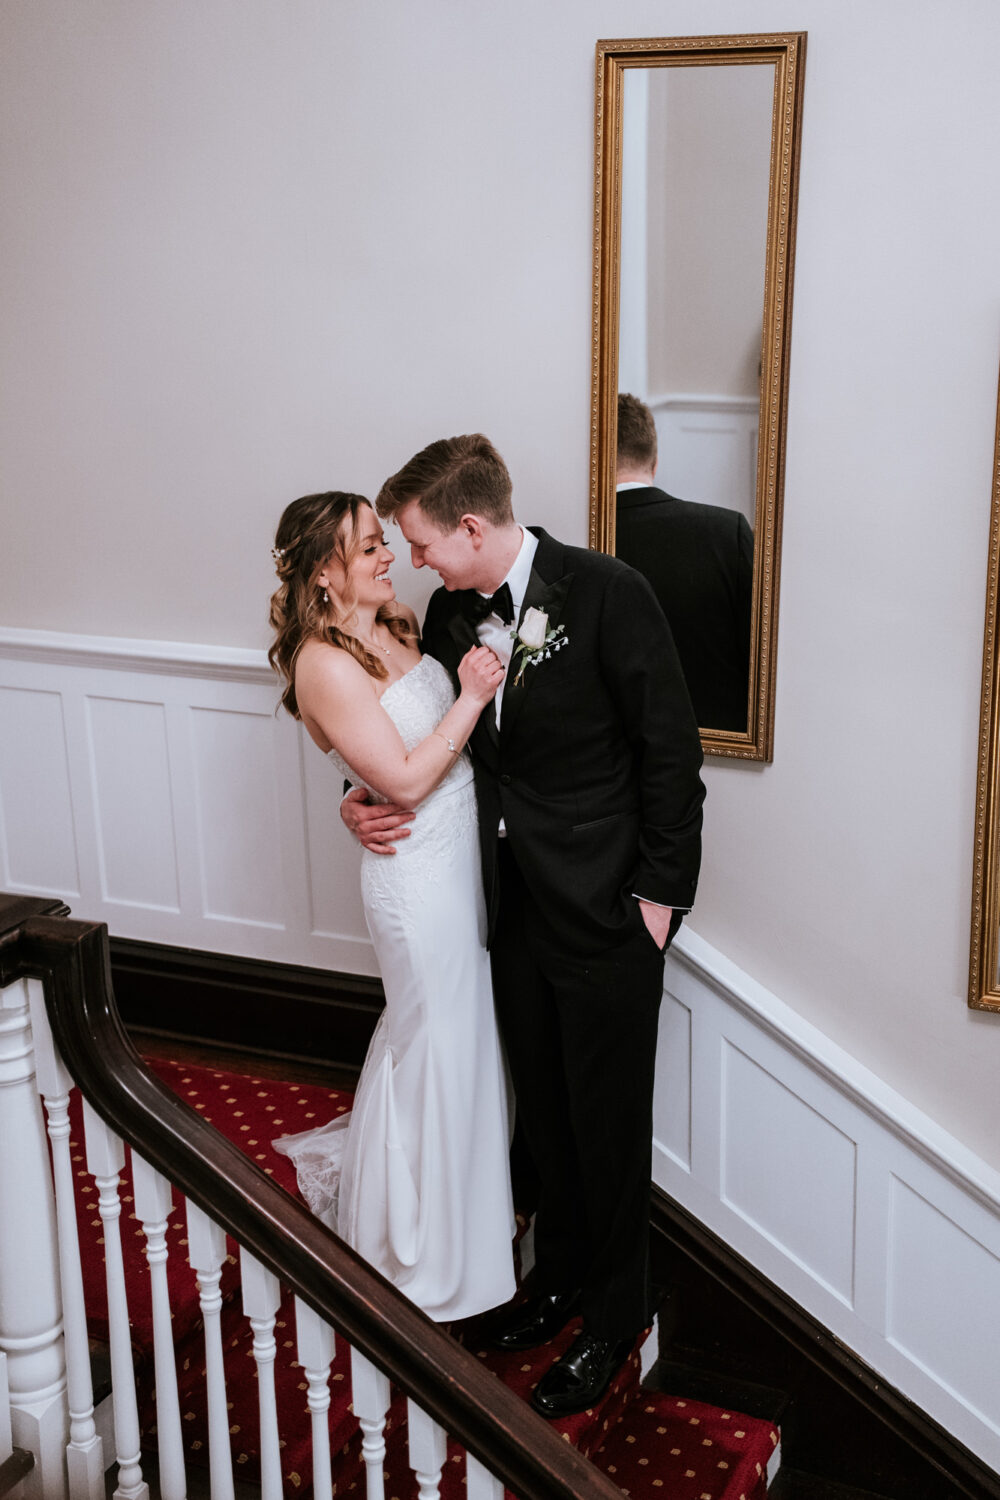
top-left (466, 582), bottom-right (514, 627)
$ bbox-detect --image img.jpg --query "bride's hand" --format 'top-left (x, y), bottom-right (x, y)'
top-left (457, 646), bottom-right (505, 707)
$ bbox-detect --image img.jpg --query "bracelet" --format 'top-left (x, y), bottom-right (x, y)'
top-left (433, 732), bottom-right (460, 755)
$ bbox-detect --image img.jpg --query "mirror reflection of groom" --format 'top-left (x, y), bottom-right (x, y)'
top-left (342, 434), bottom-right (705, 1415)
top-left (615, 392), bottom-right (753, 733)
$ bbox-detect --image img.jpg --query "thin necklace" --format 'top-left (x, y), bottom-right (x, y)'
top-left (360, 629), bottom-right (391, 657)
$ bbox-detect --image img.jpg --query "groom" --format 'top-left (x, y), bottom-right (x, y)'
top-left (342, 433), bottom-right (705, 1416)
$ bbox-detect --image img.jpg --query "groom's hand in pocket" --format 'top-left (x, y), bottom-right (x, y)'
top-left (341, 786), bottom-right (415, 855)
top-left (638, 898), bottom-right (673, 951)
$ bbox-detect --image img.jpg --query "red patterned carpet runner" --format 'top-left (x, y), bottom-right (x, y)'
top-left (69, 1057), bottom-right (777, 1499)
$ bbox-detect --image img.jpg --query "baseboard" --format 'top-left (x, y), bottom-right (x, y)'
top-left (651, 1187), bottom-right (1000, 1500)
top-left (109, 938), bottom-right (383, 1072)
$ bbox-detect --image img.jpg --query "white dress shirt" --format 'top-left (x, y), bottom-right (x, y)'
top-left (472, 527), bottom-right (536, 835)
top-left (473, 526), bottom-right (538, 730)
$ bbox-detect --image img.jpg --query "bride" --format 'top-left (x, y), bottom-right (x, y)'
top-left (267, 490), bottom-right (516, 1321)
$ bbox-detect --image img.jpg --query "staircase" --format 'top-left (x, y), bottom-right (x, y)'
top-left (3, 896), bottom-right (625, 1500)
top-left (8, 893), bottom-right (982, 1500)
top-left (67, 1055), bottom-right (779, 1499)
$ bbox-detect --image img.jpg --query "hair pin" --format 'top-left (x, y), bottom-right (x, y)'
top-left (271, 546), bottom-right (286, 563)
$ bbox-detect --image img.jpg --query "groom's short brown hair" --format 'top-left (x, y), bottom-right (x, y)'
top-left (376, 434), bottom-right (515, 532)
top-left (617, 392), bottom-right (658, 471)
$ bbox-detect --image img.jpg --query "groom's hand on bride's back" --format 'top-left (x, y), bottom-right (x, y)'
top-left (341, 786), bottom-right (415, 855)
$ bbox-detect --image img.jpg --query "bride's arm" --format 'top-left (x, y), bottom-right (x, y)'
top-left (296, 644), bottom-right (501, 806)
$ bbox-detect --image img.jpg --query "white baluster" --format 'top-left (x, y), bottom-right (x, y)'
top-left (294, 1299), bottom-right (334, 1500)
top-left (240, 1250), bottom-right (282, 1500)
top-left (350, 1347), bottom-right (390, 1500)
top-left (466, 1451), bottom-right (504, 1500)
top-left (132, 1155), bottom-right (187, 1500)
top-left (0, 976), bottom-right (69, 1500)
top-left (83, 1100), bottom-right (150, 1500)
top-left (27, 978), bottom-right (105, 1500)
top-left (407, 1400), bottom-right (446, 1500)
top-left (186, 1202), bottom-right (235, 1500)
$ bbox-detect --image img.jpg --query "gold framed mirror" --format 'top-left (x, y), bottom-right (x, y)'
top-left (590, 33), bottom-right (806, 760)
top-left (969, 368), bottom-right (1000, 1011)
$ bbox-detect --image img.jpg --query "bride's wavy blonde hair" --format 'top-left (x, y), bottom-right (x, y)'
top-left (268, 491), bottom-right (415, 718)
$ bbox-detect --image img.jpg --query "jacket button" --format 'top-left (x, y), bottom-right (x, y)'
top-left (499, 774), bottom-right (512, 786)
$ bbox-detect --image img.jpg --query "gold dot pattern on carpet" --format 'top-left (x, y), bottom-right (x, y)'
top-left (72, 1056), bottom-right (781, 1500)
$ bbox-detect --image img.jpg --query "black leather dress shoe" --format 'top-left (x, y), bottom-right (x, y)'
top-left (486, 1290), bottom-right (581, 1352)
top-left (530, 1330), bottom-right (633, 1417)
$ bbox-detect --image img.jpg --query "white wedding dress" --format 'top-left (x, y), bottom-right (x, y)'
top-left (274, 654), bottom-right (516, 1321)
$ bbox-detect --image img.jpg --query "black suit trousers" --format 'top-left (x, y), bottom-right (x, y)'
top-left (491, 838), bottom-right (666, 1342)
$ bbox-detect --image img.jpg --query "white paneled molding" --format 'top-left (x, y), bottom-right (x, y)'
top-left (650, 393), bottom-right (759, 526)
top-left (4, 628), bottom-right (1000, 1467)
top-left (0, 629), bottom-right (374, 972)
top-left (661, 929), bottom-right (1000, 1470)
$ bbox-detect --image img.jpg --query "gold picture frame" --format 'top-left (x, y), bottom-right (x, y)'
top-left (590, 33), bottom-right (806, 760)
top-left (969, 368), bottom-right (1000, 1010)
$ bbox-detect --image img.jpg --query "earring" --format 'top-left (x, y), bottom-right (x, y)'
top-left (322, 589), bottom-right (329, 603)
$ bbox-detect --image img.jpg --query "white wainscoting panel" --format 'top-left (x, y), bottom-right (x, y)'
top-left (649, 393), bottom-right (758, 525)
top-left (886, 1177), bottom-right (1000, 1437)
top-left (0, 629), bottom-right (376, 973)
top-left (652, 989), bottom-right (692, 1172)
top-left (0, 684), bottom-right (81, 897)
top-left (720, 1042), bottom-right (857, 1307)
top-left (85, 695), bottom-right (180, 911)
top-left (189, 704), bottom-right (287, 928)
top-left (661, 928), bottom-right (1000, 1470)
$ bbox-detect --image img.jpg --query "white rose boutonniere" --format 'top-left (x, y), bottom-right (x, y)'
top-left (509, 608), bottom-right (569, 687)
top-left (518, 606), bottom-right (549, 651)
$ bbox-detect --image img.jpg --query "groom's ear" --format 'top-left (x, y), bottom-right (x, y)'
top-left (458, 513), bottom-right (486, 547)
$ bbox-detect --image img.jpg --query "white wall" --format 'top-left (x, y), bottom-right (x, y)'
top-left (2, 0), bottom-right (1000, 1184)
top-left (646, 62), bottom-right (773, 398)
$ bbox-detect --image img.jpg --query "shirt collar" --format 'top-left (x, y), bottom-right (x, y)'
top-left (616, 480), bottom-right (651, 492)
top-left (478, 525), bottom-right (538, 615)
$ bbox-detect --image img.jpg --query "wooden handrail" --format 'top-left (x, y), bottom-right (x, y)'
top-left (0, 1448), bottom-right (34, 1498)
top-left (0, 896), bottom-right (623, 1500)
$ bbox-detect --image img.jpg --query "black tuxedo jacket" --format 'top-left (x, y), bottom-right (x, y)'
top-left (421, 528), bottom-right (705, 956)
top-left (615, 486), bottom-right (753, 733)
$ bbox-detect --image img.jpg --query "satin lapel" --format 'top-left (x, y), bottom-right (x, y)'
top-left (500, 566), bottom-right (574, 743)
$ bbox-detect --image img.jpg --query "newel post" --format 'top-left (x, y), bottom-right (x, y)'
top-left (0, 975), bottom-right (69, 1499)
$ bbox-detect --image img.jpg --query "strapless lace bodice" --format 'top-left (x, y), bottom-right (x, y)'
top-left (329, 654), bottom-right (479, 917)
top-left (327, 654), bottom-right (473, 802)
